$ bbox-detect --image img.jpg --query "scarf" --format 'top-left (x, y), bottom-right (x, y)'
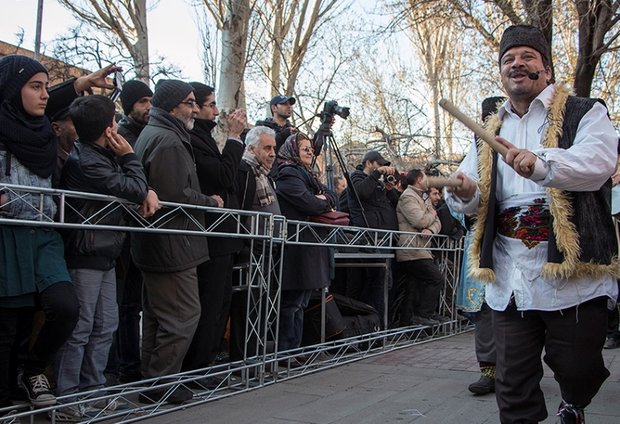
top-left (0, 101), bottom-right (56, 178)
top-left (277, 133), bottom-right (323, 194)
top-left (243, 150), bottom-right (276, 207)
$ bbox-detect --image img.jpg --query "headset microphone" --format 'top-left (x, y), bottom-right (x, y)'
top-left (527, 70), bottom-right (545, 80)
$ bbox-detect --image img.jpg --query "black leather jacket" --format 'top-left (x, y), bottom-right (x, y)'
top-left (60, 141), bottom-right (148, 270)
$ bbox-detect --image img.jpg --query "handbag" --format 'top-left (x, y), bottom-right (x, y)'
top-left (309, 210), bottom-right (350, 226)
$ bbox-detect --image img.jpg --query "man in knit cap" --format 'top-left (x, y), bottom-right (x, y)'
top-left (132, 79), bottom-right (223, 404)
top-left (117, 80), bottom-right (153, 146)
top-left (105, 79), bottom-right (152, 386)
top-left (446, 25), bottom-right (618, 424)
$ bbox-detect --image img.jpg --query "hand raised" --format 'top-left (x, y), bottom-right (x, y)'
top-left (496, 136), bottom-right (537, 178)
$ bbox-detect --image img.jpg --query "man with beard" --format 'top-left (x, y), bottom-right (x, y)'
top-left (106, 79), bottom-right (153, 385)
top-left (446, 25), bottom-right (618, 424)
top-left (117, 80), bottom-right (153, 146)
top-left (132, 79), bottom-right (223, 404)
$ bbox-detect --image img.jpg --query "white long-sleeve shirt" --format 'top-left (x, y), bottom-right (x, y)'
top-left (447, 85), bottom-right (619, 311)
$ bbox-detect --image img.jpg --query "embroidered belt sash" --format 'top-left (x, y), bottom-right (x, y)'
top-left (497, 199), bottom-right (550, 249)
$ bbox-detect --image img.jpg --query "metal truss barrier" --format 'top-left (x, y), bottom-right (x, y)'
top-left (0, 184), bottom-right (470, 423)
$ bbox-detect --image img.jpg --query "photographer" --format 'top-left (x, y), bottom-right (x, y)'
top-left (255, 95), bottom-right (296, 152)
top-left (345, 150), bottom-right (399, 319)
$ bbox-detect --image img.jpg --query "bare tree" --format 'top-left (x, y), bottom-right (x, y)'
top-left (434, 0), bottom-right (620, 97)
top-left (201, 0), bottom-right (253, 111)
top-left (57, 0), bottom-right (152, 81)
top-left (50, 25), bottom-right (180, 85)
top-left (253, 0), bottom-right (343, 97)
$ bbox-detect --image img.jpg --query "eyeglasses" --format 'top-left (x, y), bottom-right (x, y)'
top-left (179, 99), bottom-right (197, 108)
top-left (300, 147), bottom-right (314, 154)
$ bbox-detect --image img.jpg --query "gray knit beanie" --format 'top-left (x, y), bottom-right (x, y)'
top-left (0, 55), bottom-right (48, 104)
top-left (152, 79), bottom-right (193, 112)
top-left (498, 25), bottom-right (550, 68)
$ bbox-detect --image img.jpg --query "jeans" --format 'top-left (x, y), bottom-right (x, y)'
top-left (54, 269), bottom-right (118, 397)
top-left (278, 289), bottom-right (312, 352)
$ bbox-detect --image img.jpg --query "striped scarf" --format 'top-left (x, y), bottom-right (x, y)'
top-left (242, 150), bottom-right (276, 207)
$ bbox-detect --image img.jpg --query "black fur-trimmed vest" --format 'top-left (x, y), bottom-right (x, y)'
top-left (469, 85), bottom-right (619, 283)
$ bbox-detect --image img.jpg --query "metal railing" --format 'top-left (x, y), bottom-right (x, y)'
top-left (0, 183), bottom-right (469, 423)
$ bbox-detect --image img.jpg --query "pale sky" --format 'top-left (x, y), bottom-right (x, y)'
top-left (1, 0), bottom-right (206, 80)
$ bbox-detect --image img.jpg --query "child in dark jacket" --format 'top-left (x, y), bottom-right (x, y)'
top-left (54, 95), bottom-right (159, 419)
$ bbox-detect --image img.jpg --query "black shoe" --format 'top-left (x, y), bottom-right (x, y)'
top-left (604, 337), bottom-right (620, 349)
top-left (119, 370), bottom-right (143, 384)
top-left (429, 313), bottom-right (452, 323)
top-left (468, 375), bottom-right (495, 395)
top-left (138, 385), bottom-right (193, 405)
top-left (278, 357), bottom-right (304, 369)
top-left (410, 315), bottom-right (439, 326)
top-left (185, 375), bottom-right (226, 391)
top-left (19, 373), bottom-right (56, 408)
top-left (557, 401), bottom-right (585, 424)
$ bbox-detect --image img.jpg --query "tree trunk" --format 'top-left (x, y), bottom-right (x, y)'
top-left (217, 0), bottom-right (250, 110)
top-left (129, 0), bottom-right (149, 81)
top-left (573, 0), bottom-right (614, 97)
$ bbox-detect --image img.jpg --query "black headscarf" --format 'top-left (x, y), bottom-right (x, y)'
top-left (0, 55), bottom-right (56, 178)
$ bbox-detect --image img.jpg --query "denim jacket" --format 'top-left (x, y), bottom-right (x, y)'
top-left (0, 147), bottom-right (57, 221)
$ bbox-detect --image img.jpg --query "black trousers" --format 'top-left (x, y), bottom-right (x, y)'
top-left (182, 254), bottom-right (234, 370)
top-left (472, 302), bottom-right (496, 365)
top-left (398, 259), bottom-right (443, 325)
top-left (493, 296), bottom-right (609, 424)
top-left (0, 282), bottom-right (78, 406)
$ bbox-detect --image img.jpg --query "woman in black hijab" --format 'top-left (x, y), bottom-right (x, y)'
top-left (0, 55), bottom-right (79, 409)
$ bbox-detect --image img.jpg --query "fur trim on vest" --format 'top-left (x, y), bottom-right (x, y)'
top-left (468, 85), bottom-right (620, 283)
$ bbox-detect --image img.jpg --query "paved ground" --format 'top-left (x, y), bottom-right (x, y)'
top-left (147, 331), bottom-right (620, 424)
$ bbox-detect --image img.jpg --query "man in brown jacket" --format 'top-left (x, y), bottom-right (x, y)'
top-left (395, 169), bottom-right (444, 327)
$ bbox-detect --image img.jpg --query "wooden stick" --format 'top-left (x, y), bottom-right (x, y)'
top-left (439, 98), bottom-right (508, 157)
top-left (424, 176), bottom-right (463, 190)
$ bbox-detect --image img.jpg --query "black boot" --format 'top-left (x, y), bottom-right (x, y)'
top-left (468, 364), bottom-right (495, 395)
top-left (557, 401), bottom-right (585, 424)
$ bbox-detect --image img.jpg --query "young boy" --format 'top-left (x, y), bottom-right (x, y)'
top-left (55, 95), bottom-right (159, 419)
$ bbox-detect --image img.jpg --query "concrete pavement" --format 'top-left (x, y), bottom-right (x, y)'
top-left (146, 331), bottom-right (620, 424)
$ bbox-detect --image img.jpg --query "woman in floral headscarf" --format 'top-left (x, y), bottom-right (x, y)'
top-left (275, 133), bottom-right (336, 352)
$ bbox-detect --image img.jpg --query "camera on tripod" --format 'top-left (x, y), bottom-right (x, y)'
top-left (321, 100), bottom-right (350, 121)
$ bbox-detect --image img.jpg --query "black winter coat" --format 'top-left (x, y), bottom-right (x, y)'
top-left (347, 166), bottom-right (399, 230)
top-left (132, 107), bottom-right (217, 273)
top-left (190, 119), bottom-right (244, 257)
top-left (117, 115), bottom-right (146, 147)
top-left (61, 141), bottom-right (148, 270)
top-left (276, 164), bottom-right (335, 290)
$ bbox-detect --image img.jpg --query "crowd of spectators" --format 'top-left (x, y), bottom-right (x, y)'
top-left (2, 49), bottom-right (618, 424)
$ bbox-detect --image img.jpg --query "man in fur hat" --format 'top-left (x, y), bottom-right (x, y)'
top-left (446, 25), bottom-right (618, 424)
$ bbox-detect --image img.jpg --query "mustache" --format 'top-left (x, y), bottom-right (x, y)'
top-left (508, 67), bottom-right (528, 78)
